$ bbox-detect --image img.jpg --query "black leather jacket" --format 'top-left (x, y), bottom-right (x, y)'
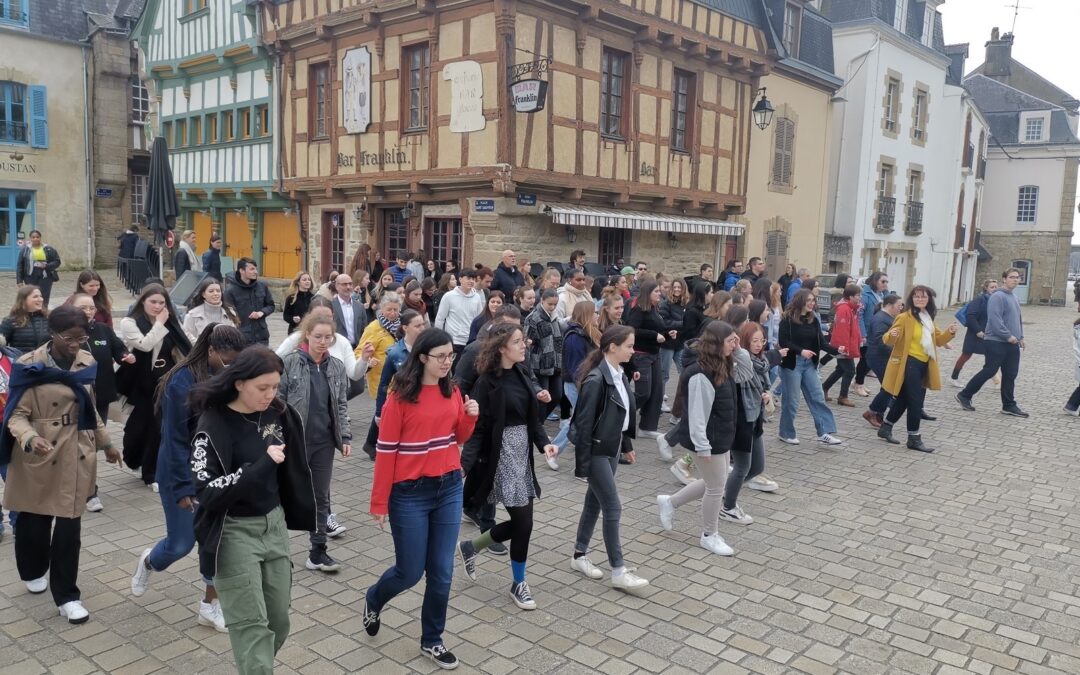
top-left (572, 362), bottom-right (636, 478)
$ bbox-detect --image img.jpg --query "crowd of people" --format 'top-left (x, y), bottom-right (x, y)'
top-left (0, 240), bottom-right (1051, 672)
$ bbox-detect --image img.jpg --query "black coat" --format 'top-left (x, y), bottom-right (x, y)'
top-left (571, 363), bottom-right (636, 478)
top-left (625, 304), bottom-right (667, 354)
top-left (83, 322), bottom-right (129, 406)
top-left (224, 272), bottom-right (275, 345)
top-left (659, 299), bottom-right (688, 350)
top-left (962, 292), bottom-right (991, 355)
top-left (491, 263), bottom-right (525, 297)
top-left (461, 364), bottom-right (550, 510)
top-left (0, 313), bottom-right (49, 353)
top-left (282, 290), bottom-right (314, 334)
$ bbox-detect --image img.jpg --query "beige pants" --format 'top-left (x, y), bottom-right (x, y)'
top-left (668, 453), bottom-right (728, 536)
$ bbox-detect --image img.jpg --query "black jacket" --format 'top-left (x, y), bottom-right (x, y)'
top-left (778, 315), bottom-right (836, 368)
top-left (491, 263), bottom-right (524, 297)
top-left (668, 363), bottom-right (738, 455)
top-left (461, 365), bottom-right (550, 509)
top-left (201, 248), bottom-right (222, 281)
top-left (83, 322), bottom-right (129, 406)
top-left (190, 400), bottom-right (317, 577)
top-left (16, 244), bottom-right (61, 284)
top-left (658, 299), bottom-right (687, 350)
top-left (0, 313), bottom-right (48, 353)
top-left (680, 305), bottom-right (709, 343)
top-left (282, 290), bottom-right (314, 334)
top-left (571, 362), bottom-right (636, 478)
top-left (962, 292), bottom-right (991, 355)
top-left (625, 304), bottom-right (667, 354)
top-left (224, 272), bottom-right (275, 345)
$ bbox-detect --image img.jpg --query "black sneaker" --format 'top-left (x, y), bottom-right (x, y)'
top-left (421, 644), bottom-right (459, 670)
top-left (509, 580), bottom-right (536, 610)
top-left (457, 540), bottom-right (478, 581)
top-left (305, 548), bottom-right (342, 572)
top-left (362, 600), bottom-right (380, 637)
top-left (955, 393), bottom-right (975, 411)
top-left (462, 509), bottom-right (483, 529)
top-left (488, 541), bottom-right (508, 556)
top-left (1002, 405), bottom-right (1029, 418)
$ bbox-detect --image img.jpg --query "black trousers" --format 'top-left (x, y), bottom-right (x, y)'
top-left (123, 399), bottom-right (161, 485)
top-left (1067, 386), bottom-right (1080, 412)
top-left (854, 345), bottom-right (870, 384)
top-left (536, 372), bottom-right (562, 421)
top-left (886, 358), bottom-right (929, 434)
top-left (823, 358), bottom-right (856, 398)
top-left (15, 512), bottom-right (82, 606)
top-left (960, 340), bottom-right (1021, 409)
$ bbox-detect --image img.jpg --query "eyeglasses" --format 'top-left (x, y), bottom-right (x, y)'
top-left (425, 352), bottom-right (456, 364)
top-left (53, 334), bottom-right (89, 345)
top-left (750, 337), bottom-right (766, 345)
top-left (1006, 275), bottom-right (1020, 280)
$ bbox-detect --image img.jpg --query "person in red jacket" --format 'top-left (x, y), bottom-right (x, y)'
top-left (363, 328), bottom-right (478, 670)
top-left (822, 285), bottom-right (862, 406)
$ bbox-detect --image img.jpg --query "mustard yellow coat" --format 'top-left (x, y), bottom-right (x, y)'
top-left (357, 319), bottom-right (397, 399)
top-left (881, 312), bottom-right (955, 396)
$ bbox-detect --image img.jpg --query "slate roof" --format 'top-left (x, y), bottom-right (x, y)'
top-left (690, 0), bottom-right (770, 25)
top-left (19, 0), bottom-right (146, 43)
top-left (758, 0), bottom-right (838, 84)
top-left (969, 58), bottom-right (1078, 110)
top-left (821, 0), bottom-right (945, 55)
top-left (964, 74), bottom-right (1080, 146)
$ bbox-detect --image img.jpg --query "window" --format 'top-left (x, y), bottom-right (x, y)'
top-left (382, 209), bottom-right (410, 261)
top-left (783, 2), bottom-right (802, 57)
top-left (403, 44), bottom-right (430, 132)
top-left (131, 78), bottom-right (149, 123)
top-left (426, 218), bottom-right (463, 269)
top-left (206, 113), bottom-right (218, 143)
top-left (1016, 186), bottom-right (1038, 223)
top-left (906, 170), bottom-right (922, 202)
top-left (771, 117), bottom-right (795, 188)
top-left (329, 213), bottom-right (345, 273)
top-left (879, 164), bottom-right (893, 198)
top-left (190, 116), bottom-right (202, 145)
top-left (912, 90), bottom-right (927, 141)
top-left (884, 79), bottom-right (900, 132)
top-left (239, 108), bottom-right (251, 139)
top-left (309, 63), bottom-right (331, 139)
top-left (598, 228), bottom-right (629, 268)
top-left (601, 48), bottom-right (628, 139)
top-left (174, 119), bottom-right (187, 147)
top-left (1024, 117), bottom-right (1044, 142)
top-left (0, 190), bottom-right (34, 252)
top-left (162, 121), bottom-right (172, 145)
top-left (671, 69), bottom-right (694, 152)
top-left (222, 110), bottom-right (235, 141)
top-left (0, 81), bottom-right (27, 144)
top-left (130, 173), bottom-right (147, 224)
top-left (183, 0), bottom-right (207, 14)
top-left (255, 104), bottom-right (269, 137)
top-left (0, 0), bottom-right (29, 28)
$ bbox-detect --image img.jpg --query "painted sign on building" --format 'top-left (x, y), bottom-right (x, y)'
top-left (444, 61), bottom-right (485, 133)
top-left (343, 47), bottom-right (372, 134)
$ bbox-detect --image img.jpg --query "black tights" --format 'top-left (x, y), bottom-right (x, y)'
top-left (489, 501), bottom-right (534, 563)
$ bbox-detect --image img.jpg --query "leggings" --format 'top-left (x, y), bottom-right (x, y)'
top-left (668, 453), bottom-right (728, 536)
top-left (951, 352), bottom-right (973, 377)
top-left (724, 436), bottom-right (765, 510)
top-left (489, 501), bottom-right (534, 563)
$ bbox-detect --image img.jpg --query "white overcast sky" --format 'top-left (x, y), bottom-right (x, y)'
top-left (938, 0), bottom-right (1080, 242)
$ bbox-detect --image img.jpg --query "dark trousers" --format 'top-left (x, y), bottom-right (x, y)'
top-left (1067, 386), bottom-right (1080, 412)
top-left (15, 512), bottom-right (82, 606)
top-left (631, 352), bottom-right (663, 432)
top-left (823, 358), bottom-right (856, 398)
top-left (123, 399), bottom-right (161, 485)
top-left (536, 372), bottom-right (562, 421)
top-left (450, 344), bottom-right (466, 375)
top-left (854, 345), bottom-right (870, 384)
top-left (867, 355), bottom-right (894, 415)
top-left (960, 340), bottom-right (1020, 408)
top-left (886, 358), bottom-right (929, 434)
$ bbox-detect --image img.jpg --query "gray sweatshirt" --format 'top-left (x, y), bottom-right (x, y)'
top-left (985, 288), bottom-right (1023, 343)
top-left (434, 287), bottom-right (485, 346)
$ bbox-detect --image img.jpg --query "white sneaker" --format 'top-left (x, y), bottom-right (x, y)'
top-left (817, 433), bottom-right (842, 446)
top-left (611, 570), bottom-right (650, 590)
top-left (778, 436), bottom-right (800, 445)
top-left (570, 556), bottom-right (603, 579)
top-left (638, 430), bottom-right (662, 440)
top-left (198, 600), bottom-right (228, 632)
top-left (948, 377), bottom-right (963, 388)
top-left (546, 455), bottom-right (559, 471)
top-left (670, 460), bottom-right (693, 486)
top-left (85, 496), bottom-right (103, 513)
top-left (26, 575), bottom-right (48, 594)
top-left (58, 600), bottom-right (89, 624)
top-left (131, 549), bottom-right (153, 597)
top-left (656, 495), bottom-right (675, 531)
top-left (745, 474), bottom-right (778, 492)
top-left (150, 482), bottom-right (159, 493)
top-left (656, 435), bottom-right (673, 461)
top-left (661, 403), bottom-right (672, 413)
top-left (699, 533), bottom-right (734, 556)
top-left (719, 504), bottom-right (754, 525)
top-left (852, 384), bottom-right (870, 397)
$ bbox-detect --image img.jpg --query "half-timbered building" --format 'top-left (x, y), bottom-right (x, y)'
top-left (263, 0), bottom-right (778, 280)
top-left (133, 0), bottom-right (301, 279)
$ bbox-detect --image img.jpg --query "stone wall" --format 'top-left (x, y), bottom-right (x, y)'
top-left (977, 230), bottom-right (1072, 304)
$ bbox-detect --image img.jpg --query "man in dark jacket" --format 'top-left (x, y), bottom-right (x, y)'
top-left (224, 258), bottom-right (275, 345)
top-left (862, 294), bottom-right (903, 428)
top-left (740, 256), bottom-right (765, 284)
top-left (202, 235), bottom-right (223, 282)
top-left (491, 249), bottom-right (525, 297)
top-left (117, 225), bottom-right (140, 259)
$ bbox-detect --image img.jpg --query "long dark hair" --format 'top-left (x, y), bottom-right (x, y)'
top-left (697, 320), bottom-right (734, 385)
top-left (577, 324), bottom-right (634, 387)
top-left (390, 328), bottom-right (455, 403)
top-left (751, 278), bottom-right (773, 306)
top-left (476, 322), bottom-right (522, 375)
top-left (188, 346), bottom-right (284, 415)
top-left (156, 323), bottom-right (246, 416)
top-left (9, 284), bottom-right (47, 327)
top-left (905, 285), bottom-right (938, 320)
top-left (188, 278), bottom-right (239, 324)
top-left (129, 283), bottom-right (192, 353)
top-left (76, 269), bottom-right (112, 316)
top-left (635, 280), bottom-right (659, 312)
top-left (784, 288), bottom-right (817, 324)
top-left (397, 309), bottom-right (423, 339)
top-left (689, 280), bottom-right (712, 310)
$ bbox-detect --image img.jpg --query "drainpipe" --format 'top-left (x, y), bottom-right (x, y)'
top-left (82, 44), bottom-right (94, 268)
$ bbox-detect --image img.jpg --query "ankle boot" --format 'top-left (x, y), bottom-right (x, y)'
top-left (906, 434), bottom-right (934, 453)
top-left (877, 421), bottom-right (900, 444)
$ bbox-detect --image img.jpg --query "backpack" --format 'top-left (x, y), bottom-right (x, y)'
top-left (955, 302), bottom-right (969, 327)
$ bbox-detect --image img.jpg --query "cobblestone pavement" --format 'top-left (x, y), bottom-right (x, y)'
top-left (2, 272), bottom-right (1080, 674)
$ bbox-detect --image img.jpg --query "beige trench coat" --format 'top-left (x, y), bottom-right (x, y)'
top-left (4, 345), bottom-right (111, 519)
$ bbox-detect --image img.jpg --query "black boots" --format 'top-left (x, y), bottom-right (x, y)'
top-left (906, 435), bottom-right (934, 453)
top-left (877, 421), bottom-right (901, 445)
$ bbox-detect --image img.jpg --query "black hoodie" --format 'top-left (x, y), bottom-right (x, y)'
top-left (224, 270), bottom-right (275, 345)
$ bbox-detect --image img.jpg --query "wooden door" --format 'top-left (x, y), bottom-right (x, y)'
top-left (225, 212), bottom-right (253, 263)
top-left (192, 211), bottom-right (212, 252)
top-left (320, 211), bottom-right (345, 282)
top-left (262, 211), bottom-right (301, 279)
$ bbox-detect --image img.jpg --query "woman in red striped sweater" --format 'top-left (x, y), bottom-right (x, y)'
top-left (364, 328), bottom-right (478, 670)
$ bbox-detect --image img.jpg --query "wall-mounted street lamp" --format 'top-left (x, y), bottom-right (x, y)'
top-left (667, 231), bottom-right (679, 249)
top-left (400, 193), bottom-right (416, 221)
top-left (565, 225), bottom-right (577, 243)
top-left (353, 196), bottom-right (368, 222)
top-left (752, 87), bottom-right (775, 131)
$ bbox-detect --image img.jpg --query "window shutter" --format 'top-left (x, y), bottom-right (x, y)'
top-left (29, 85), bottom-right (48, 149)
top-left (781, 119), bottom-right (794, 185)
top-left (772, 118), bottom-right (794, 187)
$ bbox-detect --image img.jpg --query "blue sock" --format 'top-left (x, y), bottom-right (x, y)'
top-left (511, 560), bottom-right (526, 584)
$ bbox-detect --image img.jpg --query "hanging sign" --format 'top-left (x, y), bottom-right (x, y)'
top-left (510, 79), bottom-right (548, 114)
top-left (342, 47), bottom-right (372, 134)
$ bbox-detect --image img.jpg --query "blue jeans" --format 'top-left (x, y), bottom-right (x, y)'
top-left (552, 382), bottom-right (580, 454)
top-left (659, 348), bottom-right (684, 389)
top-left (367, 470), bottom-right (462, 648)
top-left (779, 357), bottom-right (837, 439)
top-left (148, 483), bottom-right (213, 585)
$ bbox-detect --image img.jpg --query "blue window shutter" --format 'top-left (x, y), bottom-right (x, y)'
top-left (29, 85), bottom-right (47, 148)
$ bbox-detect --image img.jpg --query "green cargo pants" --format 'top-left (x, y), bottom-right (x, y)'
top-left (215, 506), bottom-right (292, 675)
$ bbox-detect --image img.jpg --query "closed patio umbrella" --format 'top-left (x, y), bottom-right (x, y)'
top-left (144, 136), bottom-right (178, 276)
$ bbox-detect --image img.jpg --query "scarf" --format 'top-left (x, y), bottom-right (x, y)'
top-left (377, 312), bottom-right (400, 337)
top-left (0, 356), bottom-right (99, 464)
top-left (179, 239), bottom-right (202, 271)
top-left (405, 297), bottom-right (426, 316)
top-left (918, 311), bottom-right (936, 361)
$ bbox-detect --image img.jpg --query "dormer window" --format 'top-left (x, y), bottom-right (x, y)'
top-left (1024, 117), bottom-right (1044, 142)
top-left (783, 2), bottom-right (802, 58)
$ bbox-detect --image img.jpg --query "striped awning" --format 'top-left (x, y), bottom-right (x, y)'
top-left (544, 203), bottom-right (744, 237)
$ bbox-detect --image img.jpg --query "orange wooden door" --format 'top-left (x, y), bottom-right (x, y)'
top-left (262, 211), bottom-right (302, 279)
top-left (225, 212), bottom-right (253, 263)
top-left (192, 211), bottom-right (212, 251)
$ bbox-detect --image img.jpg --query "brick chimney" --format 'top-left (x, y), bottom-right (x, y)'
top-left (984, 27), bottom-right (1014, 78)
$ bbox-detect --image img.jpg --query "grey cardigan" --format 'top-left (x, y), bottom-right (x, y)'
top-left (280, 350), bottom-right (353, 447)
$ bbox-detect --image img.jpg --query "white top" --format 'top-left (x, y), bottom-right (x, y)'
top-left (605, 358), bottom-right (630, 432)
top-left (336, 296), bottom-right (356, 344)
